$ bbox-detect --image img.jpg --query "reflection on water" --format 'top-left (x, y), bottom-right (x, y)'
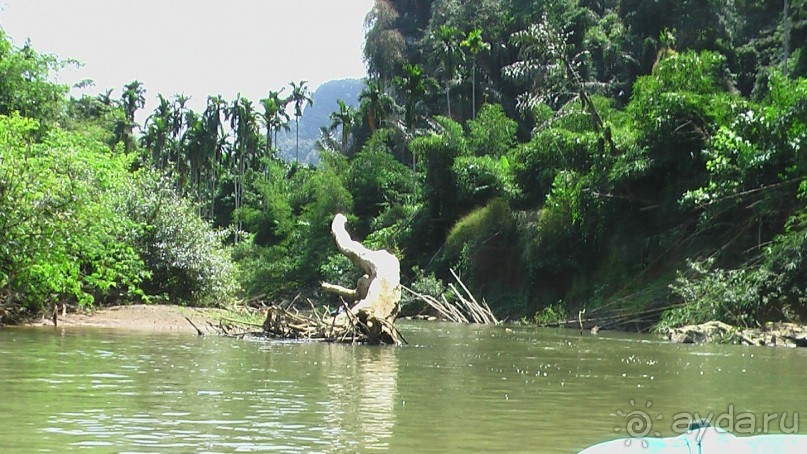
top-left (1, 323), bottom-right (806, 452)
top-left (322, 345), bottom-right (398, 451)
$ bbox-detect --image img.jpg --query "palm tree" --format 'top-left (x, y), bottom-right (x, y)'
top-left (430, 25), bottom-right (464, 118)
top-left (225, 95), bottom-right (260, 242)
top-left (259, 89), bottom-right (290, 157)
top-left (202, 95), bottom-right (227, 219)
top-left (172, 94), bottom-right (191, 193)
top-left (142, 94), bottom-right (173, 169)
top-left (461, 28), bottom-right (490, 119)
top-left (97, 88), bottom-right (114, 107)
top-left (314, 125), bottom-right (341, 153)
top-left (329, 99), bottom-right (356, 154)
top-left (393, 63), bottom-right (434, 178)
top-left (119, 80), bottom-right (146, 152)
top-left (121, 80), bottom-right (146, 125)
top-left (359, 78), bottom-right (395, 132)
top-left (181, 110), bottom-right (206, 205)
top-left (289, 80), bottom-right (313, 163)
top-left (393, 63), bottom-right (431, 132)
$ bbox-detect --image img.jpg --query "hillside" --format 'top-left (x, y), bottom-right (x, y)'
top-left (277, 78), bottom-right (363, 164)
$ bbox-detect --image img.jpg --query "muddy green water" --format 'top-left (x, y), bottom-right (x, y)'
top-left (1, 322), bottom-right (806, 453)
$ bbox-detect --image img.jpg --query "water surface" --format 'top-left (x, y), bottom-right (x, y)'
top-left (1, 322), bottom-right (805, 452)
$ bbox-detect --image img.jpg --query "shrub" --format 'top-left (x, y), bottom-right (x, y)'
top-left (531, 303), bottom-right (568, 326)
top-left (661, 259), bottom-right (767, 330)
top-left (126, 172), bottom-right (239, 305)
top-left (445, 198), bottom-right (514, 256)
top-left (452, 155), bottom-right (519, 209)
top-left (467, 103), bottom-right (517, 157)
top-left (0, 115), bottom-right (147, 311)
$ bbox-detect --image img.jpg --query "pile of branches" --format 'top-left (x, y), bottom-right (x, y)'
top-left (259, 298), bottom-right (405, 344)
top-left (403, 270), bottom-right (498, 324)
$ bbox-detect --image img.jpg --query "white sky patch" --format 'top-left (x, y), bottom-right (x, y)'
top-left (0, 0), bottom-right (374, 114)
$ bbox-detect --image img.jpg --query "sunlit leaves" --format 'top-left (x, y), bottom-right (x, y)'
top-left (0, 31), bottom-right (68, 127)
top-left (0, 114), bottom-right (146, 310)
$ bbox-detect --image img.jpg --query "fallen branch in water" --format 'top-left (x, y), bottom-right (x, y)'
top-left (182, 315), bottom-right (204, 336)
top-left (403, 270), bottom-right (498, 325)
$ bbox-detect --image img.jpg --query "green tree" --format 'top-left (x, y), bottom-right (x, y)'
top-left (0, 114), bottom-right (146, 312)
top-left (171, 94), bottom-right (192, 193)
top-left (201, 95), bottom-right (228, 219)
top-left (467, 103), bottom-right (516, 157)
top-left (359, 78), bottom-right (396, 132)
top-left (142, 94), bottom-right (174, 170)
top-left (429, 25), bottom-right (465, 118)
top-left (0, 32), bottom-right (68, 127)
top-left (289, 80), bottom-right (314, 163)
top-left (461, 28), bottom-right (490, 119)
top-left (226, 95), bottom-right (260, 242)
top-left (259, 89), bottom-right (290, 157)
top-left (118, 80), bottom-right (146, 152)
top-left (363, 0), bottom-right (408, 81)
top-left (409, 116), bottom-right (468, 247)
top-left (329, 99), bottom-right (357, 154)
top-left (394, 63), bottom-right (433, 131)
top-left (347, 131), bottom-right (414, 236)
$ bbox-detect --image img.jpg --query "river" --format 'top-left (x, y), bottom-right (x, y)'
top-left (1, 322), bottom-right (805, 452)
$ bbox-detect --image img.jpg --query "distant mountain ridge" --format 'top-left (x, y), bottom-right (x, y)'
top-left (277, 78), bottom-right (363, 164)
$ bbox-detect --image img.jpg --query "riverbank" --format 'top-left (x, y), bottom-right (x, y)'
top-left (25, 304), bottom-right (230, 335)
top-left (16, 303), bottom-right (807, 349)
top-left (667, 320), bottom-right (807, 347)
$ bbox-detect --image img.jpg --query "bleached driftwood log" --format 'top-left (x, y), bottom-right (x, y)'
top-left (323, 213), bottom-right (403, 345)
top-left (261, 214), bottom-right (404, 345)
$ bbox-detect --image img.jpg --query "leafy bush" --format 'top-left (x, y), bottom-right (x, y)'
top-left (126, 172), bottom-right (239, 305)
top-left (467, 103), bottom-right (517, 157)
top-left (0, 114), bottom-right (146, 311)
top-left (452, 155), bottom-right (519, 209)
top-left (348, 144), bottom-right (413, 236)
top-left (445, 198), bottom-right (514, 256)
top-left (661, 209), bottom-right (807, 330)
top-left (661, 259), bottom-right (767, 329)
top-left (509, 129), bottom-right (599, 206)
top-left (401, 267), bottom-right (454, 313)
top-left (531, 303), bottom-right (568, 326)
top-left (296, 161), bottom-right (354, 282)
top-left (241, 162), bottom-right (295, 247)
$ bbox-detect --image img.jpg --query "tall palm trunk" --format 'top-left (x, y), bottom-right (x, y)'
top-left (471, 61), bottom-right (477, 119)
top-left (295, 118), bottom-right (300, 163)
top-left (445, 82), bottom-right (451, 118)
top-left (784, 0), bottom-right (791, 76)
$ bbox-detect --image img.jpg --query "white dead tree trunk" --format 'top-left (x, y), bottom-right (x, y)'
top-left (323, 214), bottom-right (403, 345)
top-left (261, 214), bottom-right (404, 345)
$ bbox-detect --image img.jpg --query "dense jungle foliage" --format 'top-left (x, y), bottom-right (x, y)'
top-left (1, 0), bottom-right (805, 330)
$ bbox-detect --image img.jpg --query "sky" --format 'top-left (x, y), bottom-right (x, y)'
top-left (0, 0), bottom-right (375, 114)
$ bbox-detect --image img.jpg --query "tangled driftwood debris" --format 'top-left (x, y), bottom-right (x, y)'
top-left (261, 214), bottom-right (405, 345)
top-left (403, 269), bottom-right (498, 325)
top-left (667, 321), bottom-right (807, 347)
